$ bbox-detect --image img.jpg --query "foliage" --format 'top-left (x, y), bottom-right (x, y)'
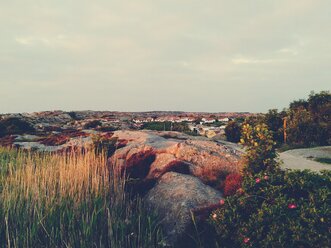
top-left (211, 169), bottom-right (331, 248)
top-left (0, 147), bottom-right (165, 247)
top-left (0, 117), bottom-right (35, 136)
top-left (194, 160), bottom-right (240, 189)
top-left (143, 121), bottom-right (190, 132)
top-left (314, 157), bottom-right (331, 164)
top-left (83, 120), bottom-right (102, 129)
top-left (240, 91), bottom-right (331, 148)
top-left (286, 90), bottom-right (331, 146)
top-left (223, 173), bottom-right (243, 197)
top-left (240, 123), bottom-right (278, 175)
top-left (210, 123), bottom-right (331, 248)
top-left (225, 120), bottom-right (241, 143)
top-left (264, 109), bottom-right (286, 145)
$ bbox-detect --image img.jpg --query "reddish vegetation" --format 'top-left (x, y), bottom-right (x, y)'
top-left (194, 160), bottom-right (240, 187)
top-left (223, 173), bottom-right (243, 196)
top-left (40, 130), bottom-right (88, 146)
top-left (0, 135), bottom-right (16, 147)
top-left (40, 134), bottom-right (70, 146)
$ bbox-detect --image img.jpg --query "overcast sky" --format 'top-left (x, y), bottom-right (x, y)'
top-left (0, 0), bottom-right (330, 113)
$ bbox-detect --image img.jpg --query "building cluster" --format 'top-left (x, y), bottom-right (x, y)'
top-left (0, 111), bottom-right (255, 139)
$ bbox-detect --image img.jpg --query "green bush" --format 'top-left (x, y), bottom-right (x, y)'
top-left (225, 121), bottom-right (241, 143)
top-left (143, 122), bottom-right (190, 132)
top-left (0, 117), bottom-right (35, 136)
top-left (210, 169), bottom-right (330, 248)
top-left (83, 120), bottom-right (102, 129)
top-left (210, 124), bottom-right (331, 248)
top-left (240, 123), bottom-right (278, 175)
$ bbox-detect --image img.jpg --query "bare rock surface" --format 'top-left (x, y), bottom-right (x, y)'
top-left (109, 130), bottom-right (242, 182)
top-left (144, 172), bottom-right (223, 246)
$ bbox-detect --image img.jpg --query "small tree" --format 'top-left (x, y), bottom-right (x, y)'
top-left (264, 109), bottom-right (286, 144)
top-left (225, 120), bottom-right (241, 143)
top-left (210, 124), bottom-right (330, 247)
top-left (240, 123), bottom-right (278, 175)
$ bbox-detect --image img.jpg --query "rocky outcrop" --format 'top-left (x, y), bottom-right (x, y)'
top-left (145, 172), bottom-right (223, 246)
top-left (109, 130), bottom-right (242, 185)
top-left (106, 130), bottom-right (242, 245)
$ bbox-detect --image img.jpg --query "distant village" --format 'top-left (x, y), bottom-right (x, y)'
top-left (132, 116), bottom-right (232, 138)
top-left (0, 110), bottom-right (254, 139)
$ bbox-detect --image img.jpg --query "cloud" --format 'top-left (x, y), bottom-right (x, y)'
top-left (278, 48), bottom-right (298, 55)
top-left (15, 36), bottom-right (52, 46)
top-left (232, 57), bottom-right (276, 65)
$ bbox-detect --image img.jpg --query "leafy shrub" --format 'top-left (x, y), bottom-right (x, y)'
top-left (314, 157), bottom-right (331, 164)
top-left (143, 121), bottom-right (190, 132)
top-left (240, 123), bottom-right (278, 175)
top-left (223, 173), bottom-right (243, 196)
top-left (286, 90), bottom-right (331, 146)
top-left (194, 160), bottom-right (241, 188)
top-left (264, 109), bottom-right (286, 145)
top-left (210, 124), bottom-right (331, 248)
top-left (211, 170), bottom-right (331, 248)
top-left (83, 120), bottom-right (102, 129)
top-left (0, 117), bottom-right (35, 136)
top-left (225, 120), bottom-right (241, 143)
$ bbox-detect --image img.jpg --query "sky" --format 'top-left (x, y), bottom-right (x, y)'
top-left (0, 0), bottom-right (330, 113)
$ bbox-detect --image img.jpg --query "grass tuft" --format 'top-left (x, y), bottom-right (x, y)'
top-left (0, 147), bottom-right (165, 247)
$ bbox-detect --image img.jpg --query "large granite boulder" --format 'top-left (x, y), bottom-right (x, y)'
top-left (109, 130), bottom-right (242, 186)
top-left (145, 172), bottom-right (223, 246)
top-left (106, 131), bottom-right (242, 245)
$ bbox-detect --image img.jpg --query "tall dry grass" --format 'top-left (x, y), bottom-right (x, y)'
top-left (0, 147), bottom-right (165, 248)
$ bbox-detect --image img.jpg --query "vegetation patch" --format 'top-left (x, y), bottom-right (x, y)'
top-left (0, 117), bottom-right (35, 137)
top-left (209, 124), bottom-right (330, 248)
top-left (315, 157), bottom-right (331, 164)
top-left (0, 147), bottom-right (165, 247)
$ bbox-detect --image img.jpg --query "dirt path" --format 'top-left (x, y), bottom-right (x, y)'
top-left (279, 146), bottom-right (331, 171)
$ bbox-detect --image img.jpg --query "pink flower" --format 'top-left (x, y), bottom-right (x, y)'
top-left (255, 178), bottom-right (261, 183)
top-left (288, 203), bottom-right (297, 209)
top-left (219, 199), bottom-right (225, 205)
top-left (264, 175), bottom-right (269, 180)
top-left (243, 237), bottom-right (250, 244)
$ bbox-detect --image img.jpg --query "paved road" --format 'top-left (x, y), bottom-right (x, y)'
top-left (279, 146), bottom-right (331, 171)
